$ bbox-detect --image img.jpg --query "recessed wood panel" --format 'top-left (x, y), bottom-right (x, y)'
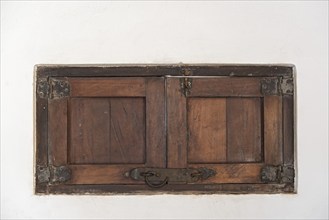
top-left (70, 98), bottom-right (111, 164)
top-left (69, 98), bottom-right (146, 164)
top-left (227, 98), bottom-right (262, 162)
top-left (110, 98), bottom-right (145, 164)
top-left (188, 98), bottom-right (227, 163)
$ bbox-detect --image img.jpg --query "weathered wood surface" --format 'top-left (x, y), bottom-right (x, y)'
top-left (189, 78), bottom-right (263, 97)
top-left (264, 96), bottom-right (283, 165)
top-left (69, 78), bottom-right (145, 97)
top-left (48, 98), bottom-right (68, 166)
top-left (145, 78), bottom-right (166, 167)
top-left (283, 95), bottom-right (294, 166)
top-left (46, 183), bottom-right (295, 194)
top-left (166, 78), bottom-right (187, 168)
top-left (227, 98), bottom-right (262, 162)
top-left (36, 64), bottom-right (294, 77)
top-left (188, 98), bottom-right (227, 163)
top-left (35, 65), bottom-right (295, 194)
top-left (69, 98), bottom-right (146, 164)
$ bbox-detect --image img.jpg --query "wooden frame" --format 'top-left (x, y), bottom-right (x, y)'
top-left (35, 64), bottom-right (296, 194)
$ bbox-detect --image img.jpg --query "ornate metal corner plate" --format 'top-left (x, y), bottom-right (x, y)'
top-left (261, 77), bottom-right (294, 95)
top-left (50, 79), bottom-right (70, 99)
top-left (261, 165), bottom-right (295, 183)
top-left (37, 78), bottom-right (70, 99)
top-left (261, 78), bottom-right (280, 95)
top-left (36, 165), bottom-right (71, 184)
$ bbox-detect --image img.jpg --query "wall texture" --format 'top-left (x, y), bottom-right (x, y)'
top-left (1, 2), bottom-right (328, 219)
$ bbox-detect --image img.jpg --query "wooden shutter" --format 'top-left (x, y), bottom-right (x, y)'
top-left (36, 76), bottom-right (166, 192)
top-left (167, 77), bottom-right (289, 187)
top-left (35, 65), bottom-right (295, 194)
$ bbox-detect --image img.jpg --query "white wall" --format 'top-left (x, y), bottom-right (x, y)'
top-left (1, 1), bottom-right (328, 219)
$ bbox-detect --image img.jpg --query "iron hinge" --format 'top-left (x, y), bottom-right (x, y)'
top-left (180, 68), bottom-right (193, 97)
top-left (260, 165), bottom-right (295, 183)
top-left (36, 165), bottom-right (72, 184)
top-left (180, 78), bottom-right (192, 97)
top-left (261, 77), bottom-right (294, 95)
top-left (37, 78), bottom-right (70, 99)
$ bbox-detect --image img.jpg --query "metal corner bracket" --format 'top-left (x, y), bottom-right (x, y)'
top-left (37, 78), bottom-right (70, 99)
top-left (261, 77), bottom-right (294, 95)
top-left (36, 165), bottom-right (71, 184)
top-left (260, 165), bottom-right (295, 183)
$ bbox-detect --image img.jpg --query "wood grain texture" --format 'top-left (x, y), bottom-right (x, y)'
top-left (36, 65), bottom-right (294, 78)
top-left (47, 182), bottom-right (295, 194)
top-left (68, 163), bottom-right (262, 185)
top-left (35, 66), bottom-right (295, 194)
top-left (68, 165), bottom-right (143, 184)
top-left (70, 98), bottom-right (110, 164)
top-left (167, 78), bottom-right (187, 168)
top-left (35, 91), bottom-right (48, 193)
top-left (69, 78), bottom-right (146, 97)
top-left (264, 96), bottom-right (283, 165)
top-left (187, 98), bottom-right (227, 163)
top-left (283, 95), bottom-right (294, 165)
top-left (189, 78), bottom-right (263, 97)
top-left (48, 99), bottom-right (67, 165)
top-left (110, 98), bottom-right (145, 164)
top-left (227, 98), bottom-right (262, 162)
top-left (188, 163), bottom-right (263, 183)
top-left (70, 98), bottom-right (146, 164)
top-left (47, 182), bottom-right (294, 194)
top-left (35, 95), bottom-right (48, 165)
top-left (145, 78), bottom-right (166, 167)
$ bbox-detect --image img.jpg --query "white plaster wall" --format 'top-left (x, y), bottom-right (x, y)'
top-left (1, 1), bottom-right (328, 219)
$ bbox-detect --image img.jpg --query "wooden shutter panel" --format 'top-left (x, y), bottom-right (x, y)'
top-left (37, 77), bottom-right (166, 190)
top-left (167, 77), bottom-right (284, 185)
top-left (35, 65), bottom-right (295, 194)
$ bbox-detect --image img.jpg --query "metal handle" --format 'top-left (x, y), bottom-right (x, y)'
top-left (140, 171), bottom-right (168, 188)
top-left (129, 167), bottom-right (216, 188)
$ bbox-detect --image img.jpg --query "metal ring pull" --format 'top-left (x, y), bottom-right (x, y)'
top-left (140, 171), bottom-right (168, 188)
top-left (145, 176), bottom-right (168, 188)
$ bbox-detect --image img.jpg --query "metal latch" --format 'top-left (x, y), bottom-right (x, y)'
top-left (128, 167), bottom-right (216, 188)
